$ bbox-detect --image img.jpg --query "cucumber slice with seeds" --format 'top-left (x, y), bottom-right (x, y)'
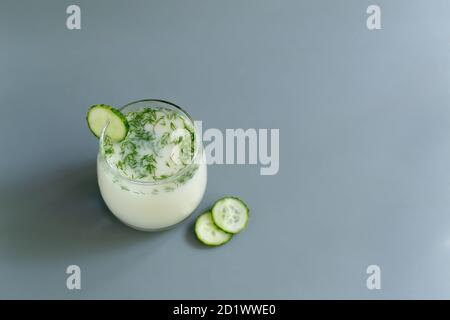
top-left (212, 197), bottom-right (249, 234)
top-left (195, 212), bottom-right (232, 246)
top-left (87, 104), bottom-right (129, 142)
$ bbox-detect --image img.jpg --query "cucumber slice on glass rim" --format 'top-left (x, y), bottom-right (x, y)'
top-left (87, 104), bottom-right (129, 142)
top-left (211, 197), bottom-right (249, 234)
top-left (195, 212), bottom-right (232, 246)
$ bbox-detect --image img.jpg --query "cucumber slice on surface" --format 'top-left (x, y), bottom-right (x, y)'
top-left (212, 197), bottom-right (249, 234)
top-left (195, 212), bottom-right (232, 246)
top-left (87, 104), bottom-right (129, 142)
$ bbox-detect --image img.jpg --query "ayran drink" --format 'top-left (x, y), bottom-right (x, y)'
top-left (97, 99), bottom-right (207, 231)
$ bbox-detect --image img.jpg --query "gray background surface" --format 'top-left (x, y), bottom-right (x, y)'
top-left (1, 0), bottom-right (450, 299)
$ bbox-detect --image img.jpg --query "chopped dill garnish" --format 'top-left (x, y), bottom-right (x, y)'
top-left (123, 153), bottom-right (138, 169)
top-left (104, 107), bottom-right (197, 183)
top-left (160, 132), bottom-right (170, 146)
top-left (140, 154), bottom-right (157, 176)
top-left (166, 111), bottom-right (177, 120)
top-left (116, 160), bottom-right (125, 171)
top-left (103, 136), bottom-right (114, 155)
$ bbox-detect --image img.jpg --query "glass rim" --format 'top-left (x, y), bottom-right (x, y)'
top-left (99, 99), bottom-right (202, 186)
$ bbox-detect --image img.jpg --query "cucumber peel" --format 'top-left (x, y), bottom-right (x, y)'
top-left (87, 104), bottom-right (129, 142)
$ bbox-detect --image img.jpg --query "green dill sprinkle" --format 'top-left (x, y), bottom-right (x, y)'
top-left (102, 106), bottom-right (197, 184)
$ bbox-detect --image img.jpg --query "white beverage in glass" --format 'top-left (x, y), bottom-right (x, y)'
top-left (97, 99), bottom-right (207, 231)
